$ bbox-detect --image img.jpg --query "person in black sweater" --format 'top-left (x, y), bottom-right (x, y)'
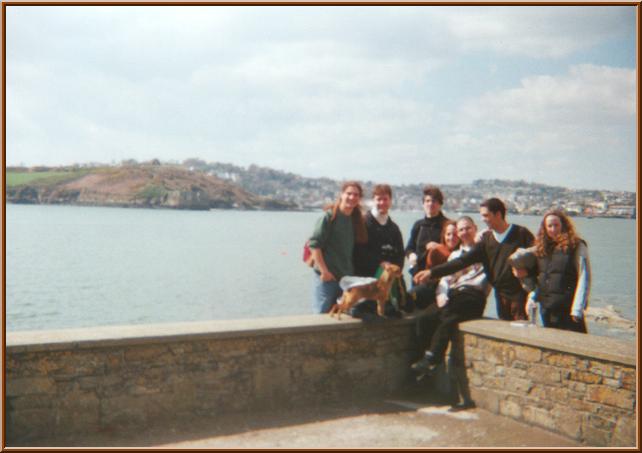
top-left (352, 184), bottom-right (406, 319)
top-left (354, 184), bottom-right (405, 277)
top-left (414, 198), bottom-right (534, 321)
top-left (405, 186), bottom-right (450, 278)
top-left (404, 185), bottom-right (450, 310)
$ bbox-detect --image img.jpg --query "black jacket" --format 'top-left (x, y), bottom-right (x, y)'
top-left (354, 211), bottom-right (405, 277)
top-left (536, 244), bottom-right (582, 310)
top-left (405, 212), bottom-right (449, 273)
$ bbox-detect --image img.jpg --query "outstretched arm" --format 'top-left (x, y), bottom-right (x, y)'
top-left (430, 243), bottom-right (485, 280)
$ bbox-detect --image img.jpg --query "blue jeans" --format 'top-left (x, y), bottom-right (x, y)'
top-left (312, 272), bottom-right (342, 314)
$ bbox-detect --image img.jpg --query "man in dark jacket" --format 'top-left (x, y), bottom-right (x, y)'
top-left (414, 198), bottom-right (534, 321)
top-left (352, 184), bottom-right (405, 319)
top-left (405, 185), bottom-right (449, 277)
top-left (354, 184), bottom-right (405, 277)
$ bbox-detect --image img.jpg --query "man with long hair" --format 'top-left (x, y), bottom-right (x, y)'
top-left (308, 181), bottom-right (368, 313)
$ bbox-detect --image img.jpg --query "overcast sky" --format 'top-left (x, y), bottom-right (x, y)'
top-left (5, 5), bottom-right (637, 191)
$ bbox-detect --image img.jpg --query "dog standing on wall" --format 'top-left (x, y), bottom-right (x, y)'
top-left (330, 263), bottom-right (403, 320)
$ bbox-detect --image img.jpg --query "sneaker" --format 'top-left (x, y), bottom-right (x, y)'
top-left (448, 400), bottom-right (476, 412)
top-left (410, 353), bottom-right (439, 374)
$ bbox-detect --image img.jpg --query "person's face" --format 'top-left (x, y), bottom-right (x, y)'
top-left (444, 224), bottom-right (460, 251)
top-left (374, 194), bottom-right (392, 215)
top-left (423, 195), bottom-right (442, 218)
top-left (480, 207), bottom-right (502, 231)
top-left (545, 215), bottom-right (563, 240)
top-left (456, 219), bottom-right (477, 246)
top-left (340, 185), bottom-right (361, 211)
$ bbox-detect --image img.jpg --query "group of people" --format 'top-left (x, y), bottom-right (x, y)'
top-left (307, 181), bottom-right (592, 399)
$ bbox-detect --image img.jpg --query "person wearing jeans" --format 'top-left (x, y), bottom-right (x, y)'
top-left (308, 181), bottom-right (368, 313)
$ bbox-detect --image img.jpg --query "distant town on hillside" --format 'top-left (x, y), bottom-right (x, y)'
top-left (7, 158), bottom-right (637, 219)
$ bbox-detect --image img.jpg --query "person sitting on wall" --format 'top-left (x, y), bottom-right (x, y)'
top-left (411, 216), bottom-right (490, 411)
top-left (415, 198), bottom-right (534, 321)
top-left (408, 220), bottom-right (461, 311)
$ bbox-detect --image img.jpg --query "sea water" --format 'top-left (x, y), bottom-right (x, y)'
top-left (5, 204), bottom-right (637, 340)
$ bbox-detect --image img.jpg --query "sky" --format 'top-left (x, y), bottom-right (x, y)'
top-left (5, 5), bottom-right (637, 192)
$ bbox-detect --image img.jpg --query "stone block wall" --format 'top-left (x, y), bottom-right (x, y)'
top-left (6, 315), bottom-right (637, 447)
top-left (6, 316), bottom-right (419, 444)
top-left (458, 320), bottom-right (636, 447)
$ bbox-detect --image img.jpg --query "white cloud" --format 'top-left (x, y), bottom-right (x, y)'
top-left (460, 64), bottom-right (635, 126)
top-left (441, 7), bottom-right (633, 58)
top-left (438, 64), bottom-right (636, 190)
top-left (5, 5), bottom-right (636, 190)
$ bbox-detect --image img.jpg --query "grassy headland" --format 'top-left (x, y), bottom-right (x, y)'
top-left (6, 164), bottom-right (296, 211)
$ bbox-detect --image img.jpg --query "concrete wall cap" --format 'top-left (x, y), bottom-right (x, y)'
top-left (459, 319), bottom-right (636, 366)
top-left (6, 315), bottom-right (415, 353)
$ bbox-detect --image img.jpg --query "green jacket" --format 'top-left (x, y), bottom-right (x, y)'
top-left (308, 210), bottom-right (354, 279)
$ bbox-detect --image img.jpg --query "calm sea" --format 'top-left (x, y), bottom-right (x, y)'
top-left (5, 204), bottom-right (637, 340)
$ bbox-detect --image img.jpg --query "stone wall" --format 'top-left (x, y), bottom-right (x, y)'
top-left (458, 320), bottom-right (637, 447)
top-left (6, 315), bottom-right (637, 447)
top-left (6, 315), bottom-right (419, 444)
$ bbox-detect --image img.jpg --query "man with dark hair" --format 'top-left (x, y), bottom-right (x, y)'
top-left (414, 197), bottom-right (534, 321)
top-left (405, 185), bottom-right (449, 276)
top-left (404, 185), bottom-right (449, 310)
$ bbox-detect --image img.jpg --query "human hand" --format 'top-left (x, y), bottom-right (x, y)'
top-left (408, 253), bottom-right (417, 267)
top-left (425, 241), bottom-right (439, 252)
top-left (320, 269), bottom-right (336, 282)
top-left (512, 267), bottom-right (528, 278)
top-left (413, 269), bottom-right (431, 285)
top-left (436, 294), bottom-right (448, 308)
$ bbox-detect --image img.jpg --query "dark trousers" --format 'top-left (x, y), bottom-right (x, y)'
top-left (540, 306), bottom-right (587, 333)
top-left (429, 288), bottom-right (486, 363)
top-left (415, 302), bottom-right (442, 351)
top-left (409, 282), bottom-right (437, 310)
top-left (495, 291), bottom-right (527, 321)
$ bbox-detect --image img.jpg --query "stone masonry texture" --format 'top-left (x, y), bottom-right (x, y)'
top-left (459, 320), bottom-right (636, 447)
top-left (6, 317), bottom-right (421, 444)
top-left (6, 316), bottom-right (636, 447)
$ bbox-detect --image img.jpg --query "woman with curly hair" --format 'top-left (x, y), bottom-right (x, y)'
top-left (308, 181), bottom-right (368, 313)
top-left (526, 210), bottom-right (591, 333)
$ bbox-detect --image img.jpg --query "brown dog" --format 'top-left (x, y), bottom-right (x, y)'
top-left (330, 263), bottom-right (403, 320)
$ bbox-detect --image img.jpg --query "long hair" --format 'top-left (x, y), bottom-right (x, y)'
top-left (534, 209), bottom-right (581, 257)
top-left (440, 220), bottom-right (460, 250)
top-left (324, 181), bottom-right (368, 244)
